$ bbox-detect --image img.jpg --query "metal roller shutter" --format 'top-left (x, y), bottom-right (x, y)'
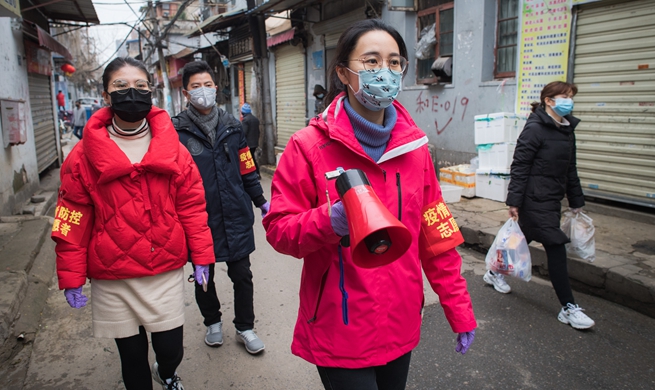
top-left (244, 61), bottom-right (254, 102)
top-left (29, 74), bottom-right (58, 173)
top-left (572, 0), bottom-right (655, 207)
top-left (313, 7), bottom-right (368, 48)
top-left (275, 44), bottom-right (306, 149)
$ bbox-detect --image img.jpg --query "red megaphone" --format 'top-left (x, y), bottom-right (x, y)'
top-left (336, 169), bottom-right (412, 268)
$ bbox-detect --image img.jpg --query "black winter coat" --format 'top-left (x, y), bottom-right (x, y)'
top-left (241, 113), bottom-right (260, 149)
top-left (506, 106), bottom-right (585, 246)
top-left (173, 108), bottom-right (267, 262)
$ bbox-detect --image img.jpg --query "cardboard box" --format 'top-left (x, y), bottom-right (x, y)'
top-left (474, 112), bottom-right (527, 145)
top-left (475, 169), bottom-right (511, 202)
top-left (439, 164), bottom-right (476, 198)
top-left (477, 143), bottom-right (516, 170)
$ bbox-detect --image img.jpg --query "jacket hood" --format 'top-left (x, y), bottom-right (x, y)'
top-left (311, 92), bottom-right (428, 163)
top-left (83, 106), bottom-right (182, 184)
top-left (530, 106), bottom-right (580, 134)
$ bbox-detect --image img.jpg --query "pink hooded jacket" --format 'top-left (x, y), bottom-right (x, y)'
top-left (262, 94), bottom-right (476, 368)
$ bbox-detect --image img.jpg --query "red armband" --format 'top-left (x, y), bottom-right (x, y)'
top-left (238, 147), bottom-right (257, 175)
top-left (51, 197), bottom-right (94, 246)
top-left (419, 196), bottom-right (464, 258)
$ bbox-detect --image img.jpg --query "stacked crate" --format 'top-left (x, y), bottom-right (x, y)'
top-left (474, 112), bottom-right (527, 202)
top-left (439, 164), bottom-right (476, 198)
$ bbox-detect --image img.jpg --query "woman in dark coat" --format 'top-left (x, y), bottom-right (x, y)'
top-left (484, 81), bottom-right (595, 330)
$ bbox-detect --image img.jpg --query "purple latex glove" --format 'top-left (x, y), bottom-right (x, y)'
top-left (455, 330), bottom-right (475, 354)
top-left (195, 265), bottom-right (210, 287)
top-left (330, 201), bottom-right (349, 237)
top-left (63, 286), bottom-right (88, 309)
top-left (260, 201), bottom-right (270, 218)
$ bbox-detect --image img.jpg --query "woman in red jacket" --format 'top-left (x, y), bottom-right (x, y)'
top-left (52, 57), bottom-right (214, 390)
top-left (262, 20), bottom-right (476, 390)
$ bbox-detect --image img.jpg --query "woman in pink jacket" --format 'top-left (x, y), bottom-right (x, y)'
top-left (262, 20), bottom-right (476, 390)
top-left (52, 57), bottom-right (214, 390)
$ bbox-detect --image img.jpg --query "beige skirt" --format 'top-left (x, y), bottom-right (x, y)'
top-left (90, 267), bottom-right (185, 339)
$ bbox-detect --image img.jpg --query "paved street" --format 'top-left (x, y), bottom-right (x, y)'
top-left (17, 175), bottom-right (655, 389)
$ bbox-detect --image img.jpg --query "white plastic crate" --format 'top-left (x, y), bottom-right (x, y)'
top-left (439, 164), bottom-right (476, 198)
top-left (441, 184), bottom-right (463, 203)
top-left (475, 169), bottom-right (510, 202)
top-left (474, 112), bottom-right (527, 145)
top-left (477, 143), bottom-right (516, 170)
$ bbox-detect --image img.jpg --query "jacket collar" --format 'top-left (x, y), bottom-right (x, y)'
top-left (175, 108), bottom-right (241, 143)
top-left (532, 106), bottom-right (580, 133)
top-left (83, 106), bottom-right (181, 184)
top-left (315, 92), bottom-right (428, 163)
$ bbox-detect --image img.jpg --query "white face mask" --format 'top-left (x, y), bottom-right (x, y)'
top-left (187, 86), bottom-right (216, 110)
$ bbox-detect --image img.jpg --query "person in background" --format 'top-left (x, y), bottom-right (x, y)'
top-left (240, 102), bottom-right (261, 179)
top-left (313, 84), bottom-right (327, 115)
top-left (52, 57), bottom-right (214, 390)
top-left (487, 80), bottom-right (595, 330)
top-left (172, 60), bottom-right (270, 355)
top-left (72, 100), bottom-right (86, 139)
top-left (262, 19), bottom-right (476, 390)
top-left (57, 90), bottom-right (66, 111)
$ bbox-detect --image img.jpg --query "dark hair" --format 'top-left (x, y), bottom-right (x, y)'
top-left (102, 57), bottom-right (151, 92)
top-left (181, 60), bottom-right (215, 90)
top-left (530, 81), bottom-right (578, 113)
top-left (325, 19), bottom-right (408, 104)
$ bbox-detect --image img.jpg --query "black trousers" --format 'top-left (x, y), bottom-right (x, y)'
top-left (544, 243), bottom-right (575, 306)
top-left (250, 147), bottom-right (261, 176)
top-left (194, 257), bottom-right (255, 331)
top-left (114, 325), bottom-right (183, 390)
top-left (317, 351), bottom-right (412, 390)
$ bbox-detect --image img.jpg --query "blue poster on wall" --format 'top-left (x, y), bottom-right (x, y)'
top-left (312, 50), bottom-right (324, 70)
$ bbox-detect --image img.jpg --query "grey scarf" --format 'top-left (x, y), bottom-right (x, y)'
top-left (187, 105), bottom-right (219, 145)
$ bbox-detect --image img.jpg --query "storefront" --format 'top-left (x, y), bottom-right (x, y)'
top-left (572, 0), bottom-right (655, 207)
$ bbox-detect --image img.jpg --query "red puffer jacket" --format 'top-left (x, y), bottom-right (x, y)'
top-left (53, 106), bottom-right (215, 289)
top-left (263, 94), bottom-right (476, 368)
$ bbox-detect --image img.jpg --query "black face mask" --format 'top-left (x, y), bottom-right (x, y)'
top-left (110, 88), bottom-right (152, 123)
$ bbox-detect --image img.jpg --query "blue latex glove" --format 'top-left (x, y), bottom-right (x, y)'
top-left (194, 265), bottom-right (210, 287)
top-left (260, 201), bottom-right (270, 218)
top-left (455, 330), bottom-right (476, 355)
top-left (63, 286), bottom-right (88, 309)
top-left (330, 201), bottom-right (349, 237)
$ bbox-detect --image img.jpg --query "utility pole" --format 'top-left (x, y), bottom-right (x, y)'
top-left (148, 0), bottom-right (173, 115)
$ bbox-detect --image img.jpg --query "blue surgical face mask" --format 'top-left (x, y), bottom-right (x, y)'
top-left (551, 97), bottom-right (574, 117)
top-left (346, 68), bottom-right (401, 111)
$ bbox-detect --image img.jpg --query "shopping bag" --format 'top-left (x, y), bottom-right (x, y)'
top-left (485, 219), bottom-right (532, 282)
top-left (561, 211), bottom-right (596, 262)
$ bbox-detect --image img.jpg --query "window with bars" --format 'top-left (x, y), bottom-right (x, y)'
top-left (416, 0), bottom-right (453, 84)
top-left (495, 0), bottom-right (519, 78)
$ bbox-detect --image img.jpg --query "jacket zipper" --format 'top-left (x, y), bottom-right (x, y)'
top-left (307, 268), bottom-right (330, 324)
top-left (396, 171), bottom-right (402, 221)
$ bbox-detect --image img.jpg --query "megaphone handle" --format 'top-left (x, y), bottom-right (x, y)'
top-left (340, 235), bottom-right (350, 247)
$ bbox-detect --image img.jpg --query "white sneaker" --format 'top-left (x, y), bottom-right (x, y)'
top-left (236, 329), bottom-right (265, 354)
top-left (483, 270), bottom-right (511, 294)
top-left (152, 362), bottom-right (185, 390)
top-left (558, 303), bottom-right (595, 329)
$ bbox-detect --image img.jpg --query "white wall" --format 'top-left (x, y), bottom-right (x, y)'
top-left (385, 0), bottom-right (518, 167)
top-left (0, 19), bottom-right (41, 215)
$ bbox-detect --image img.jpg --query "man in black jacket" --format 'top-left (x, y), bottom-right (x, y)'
top-left (173, 61), bottom-right (270, 354)
top-left (240, 102), bottom-right (261, 179)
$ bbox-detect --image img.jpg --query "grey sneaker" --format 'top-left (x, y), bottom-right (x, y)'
top-left (152, 362), bottom-right (185, 390)
top-left (236, 329), bottom-right (265, 354)
top-left (558, 303), bottom-right (595, 330)
top-left (205, 322), bottom-right (223, 347)
top-left (483, 270), bottom-right (512, 294)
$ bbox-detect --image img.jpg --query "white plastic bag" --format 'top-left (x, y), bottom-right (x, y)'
top-left (485, 219), bottom-right (532, 282)
top-left (415, 23), bottom-right (436, 60)
top-left (561, 211), bottom-right (596, 262)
